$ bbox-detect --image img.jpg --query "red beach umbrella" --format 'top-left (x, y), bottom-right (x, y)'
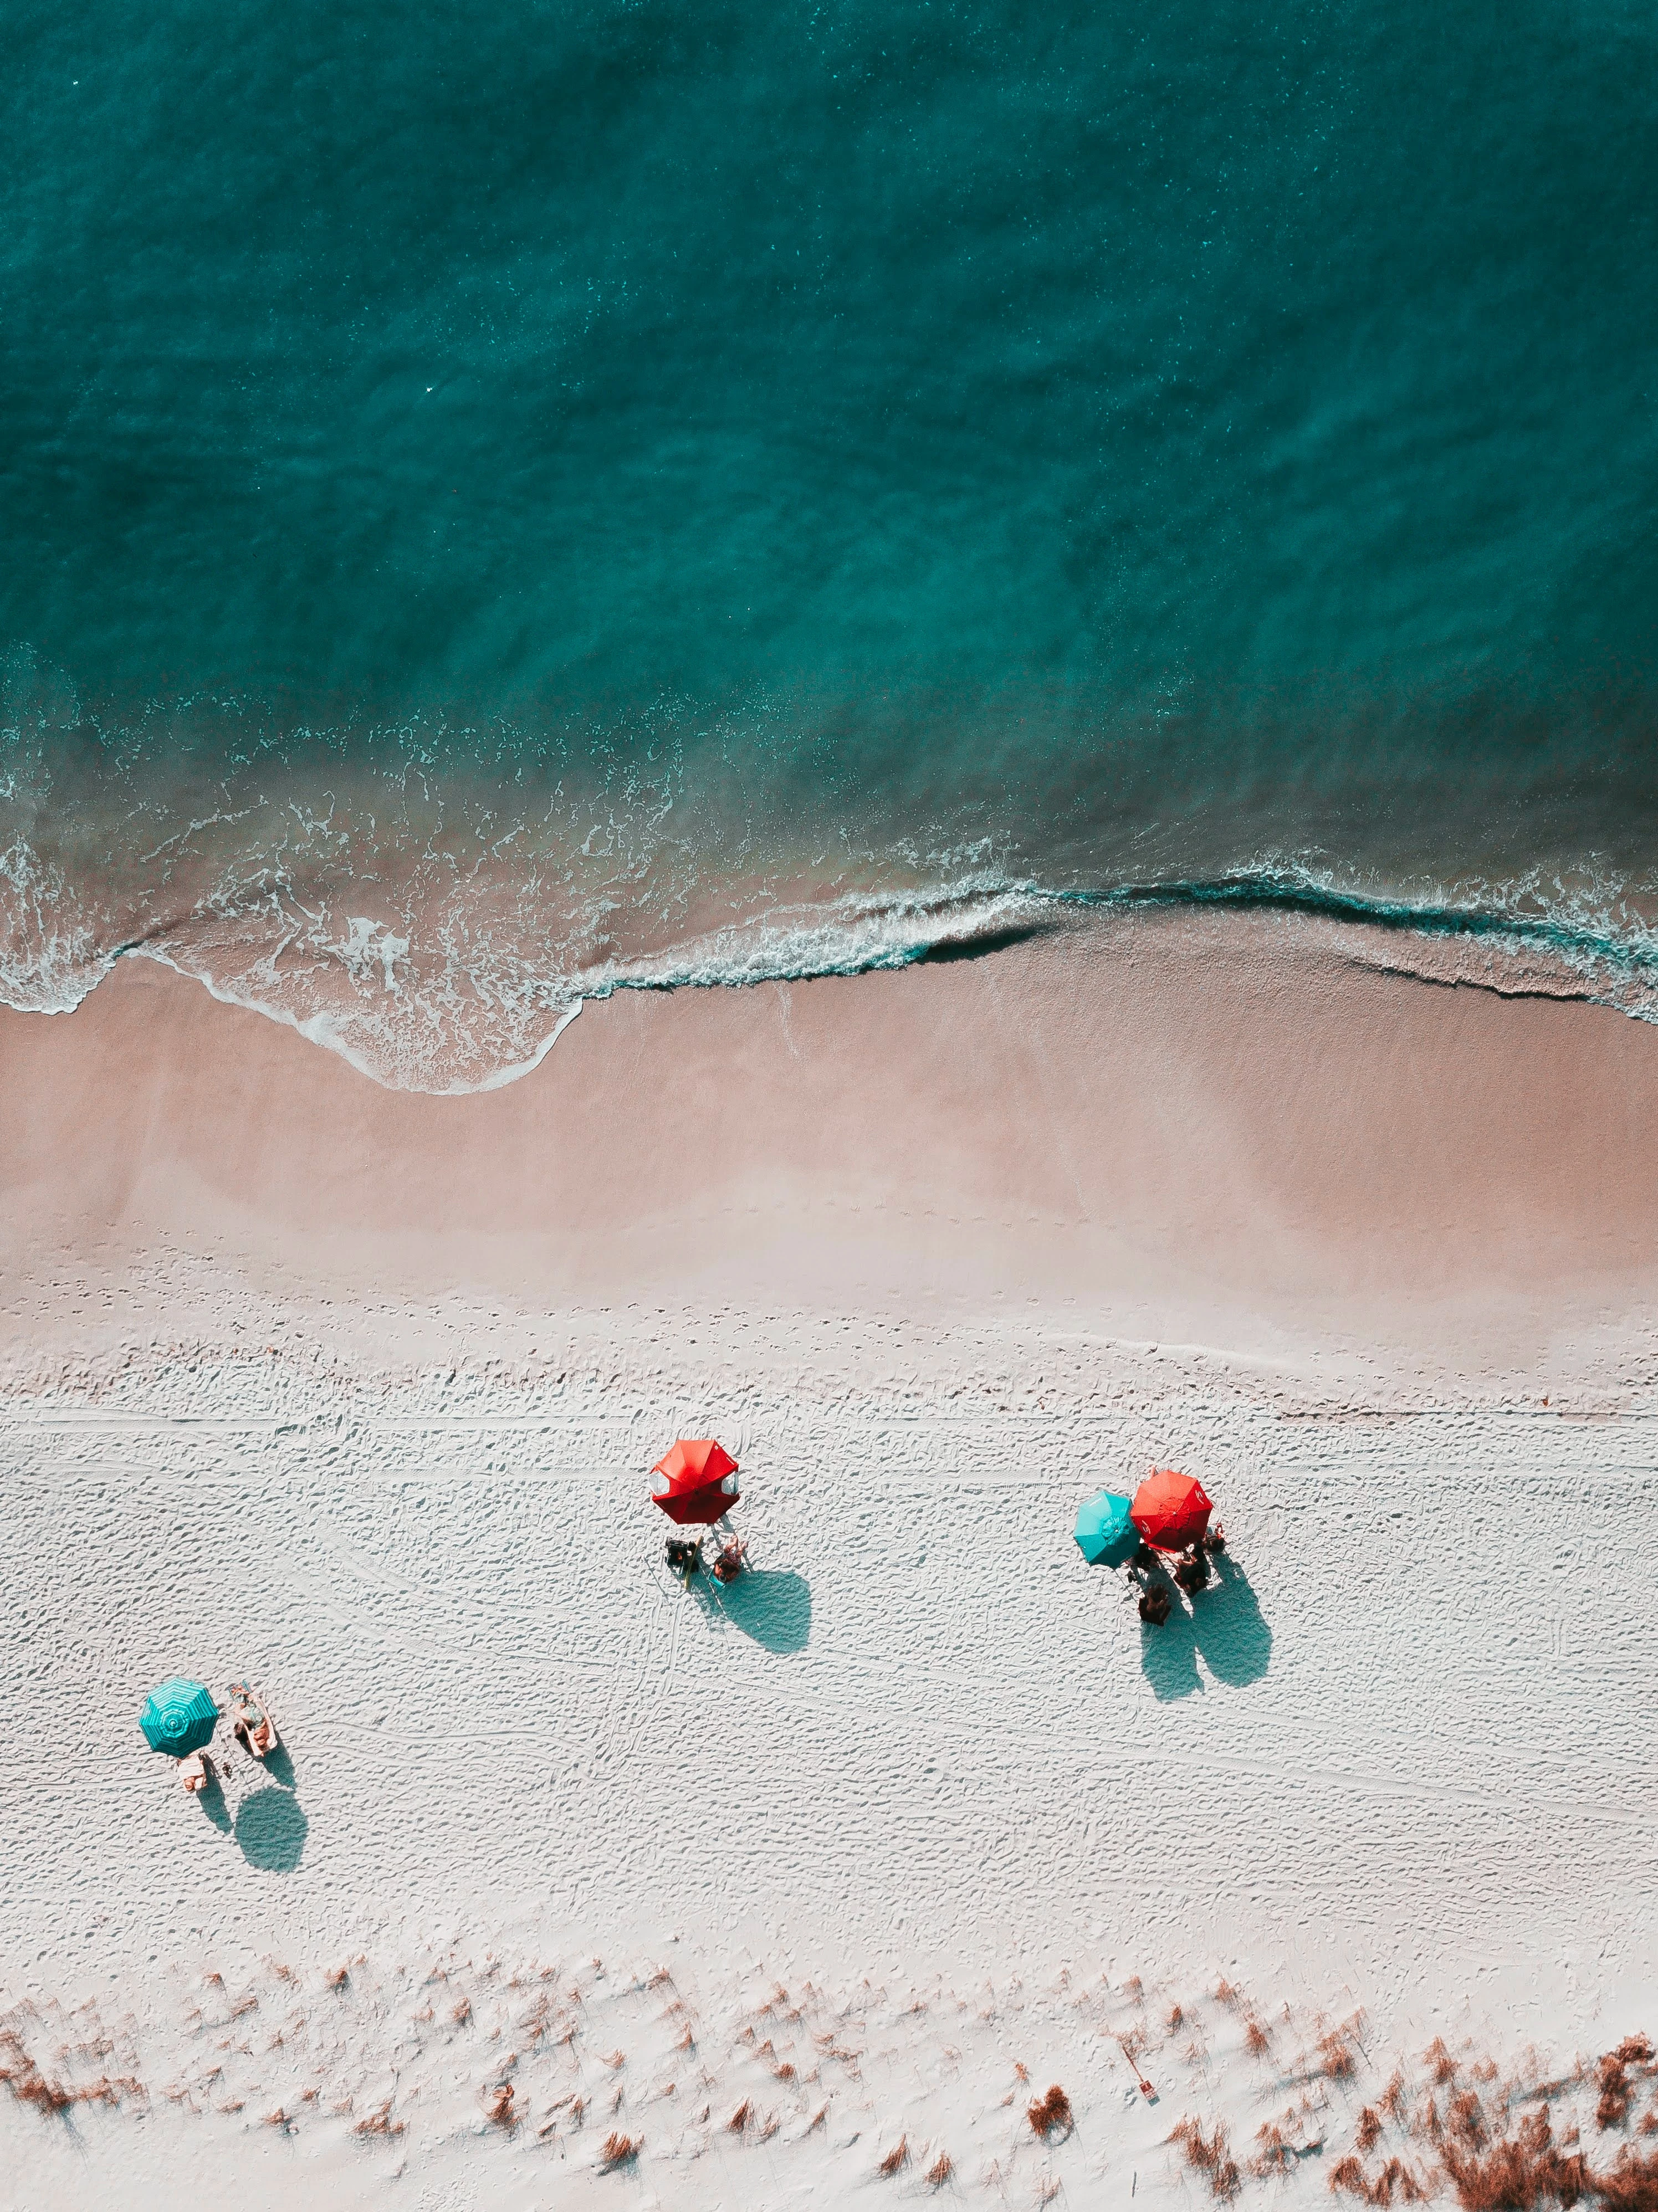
top-left (1130, 1468), bottom-right (1213, 1552)
top-left (651, 1438), bottom-right (741, 1525)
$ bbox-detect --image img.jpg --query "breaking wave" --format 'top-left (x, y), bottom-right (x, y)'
top-left (1079, 866), bottom-right (1658, 1016)
top-left (6, 818), bottom-right (1658, 1091)
top-left (6, 652), bottom-right (1658, 1091)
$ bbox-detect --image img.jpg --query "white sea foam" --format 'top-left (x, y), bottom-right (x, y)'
top-left (0, 832), bottom-right (115, 1017)
top-left (9, 807), bottom-right (1658, 1092)
top-left (0, 671), bottom-right (1072, 1085)
top-left (94, 876), bottom-right (1054, 1092)
top-left (6, 656), bottom-right (1658, 1090)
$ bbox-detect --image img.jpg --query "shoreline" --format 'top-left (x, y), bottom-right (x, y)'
top-left (11, 831), bottom-right (1658, 1094)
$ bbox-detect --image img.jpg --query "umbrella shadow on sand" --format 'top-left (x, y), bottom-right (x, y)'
top-left (1141, 1556), bottom-right (1273, 1702)
top-left (234, 1786), bottom-right (309, 1872)
top-left (695, 1569), bottom-right (813, 1655)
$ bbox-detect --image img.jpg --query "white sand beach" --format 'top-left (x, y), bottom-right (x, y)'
top-left (4, 912), bottom-right (1657, 2208)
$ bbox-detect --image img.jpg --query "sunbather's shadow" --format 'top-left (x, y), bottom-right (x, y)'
top-left (1192, 1555), bottom-right (1272, 1686)
top-left (235, 1786), bottom-right (309, 1872)
top-left (700, 1569), bottom-right (812, 1655)
top-left (195, 1770), bottom-right (232, 1835)
top-left (260, 1743), bottom-right (296, 1789)
top-left (1140, 1597), bottom-right (1202, 1702)
top-left (1140, 1555), bottom-right (1273, 1701)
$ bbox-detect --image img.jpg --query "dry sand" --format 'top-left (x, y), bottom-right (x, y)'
top-left (3, 909), bottom-right (1656, 2207)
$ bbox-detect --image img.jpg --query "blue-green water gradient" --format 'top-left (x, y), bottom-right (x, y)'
top-left (3, 0), bottom-right (1656, 1082)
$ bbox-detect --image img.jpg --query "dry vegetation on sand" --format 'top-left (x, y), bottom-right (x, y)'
top-left (1322, 2035), bottom-right (1658, 2210)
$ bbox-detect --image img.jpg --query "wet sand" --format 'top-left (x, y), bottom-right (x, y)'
top-left (6, 905), bottom-right (1658, 1378)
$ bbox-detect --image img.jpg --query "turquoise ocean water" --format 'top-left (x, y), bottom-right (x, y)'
top-left (3, 0), bottom-right (1656, 1085)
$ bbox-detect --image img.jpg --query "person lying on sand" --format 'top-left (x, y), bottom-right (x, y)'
top-left (178, 1750), bottom-right (216, 1793)
top-left (228, 1683), bottom-right (278, 1758)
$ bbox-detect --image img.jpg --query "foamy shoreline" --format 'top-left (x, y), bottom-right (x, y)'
top-left (11, 826), bottom-right (1658, 1095)
top-left (4, 911), bottom-right (1657, 2205)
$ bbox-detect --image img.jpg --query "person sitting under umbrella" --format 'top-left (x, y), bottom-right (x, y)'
top-left (1174, 1544), bottom-right (1211, 1594)
top-left (664, 1535), bottom-right (704, 1583)
top-left (652, 1440), bottom-right (743, 1584)
top-left (1126, 1469), bottom-right (1218, 1625)
top-left (140, 1677), bottom-right (220, 1780)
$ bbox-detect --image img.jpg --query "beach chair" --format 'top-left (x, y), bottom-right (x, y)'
top-left (664, 1536), bottom-right (703, 1583)
top-left (178, 1750), bottom-right (212, 1792)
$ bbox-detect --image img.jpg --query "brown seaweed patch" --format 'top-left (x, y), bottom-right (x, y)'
top-left (0, 2027), bottom-right (138, 2116)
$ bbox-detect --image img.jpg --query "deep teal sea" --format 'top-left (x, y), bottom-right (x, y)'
top-left (3, 1), bottom-right (1656, 1084)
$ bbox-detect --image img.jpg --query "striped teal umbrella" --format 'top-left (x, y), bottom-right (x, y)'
top-left (1074, 1489), bottom-right (1138, 1568)
top-left (139, 1679), bottom-right (219, 1757)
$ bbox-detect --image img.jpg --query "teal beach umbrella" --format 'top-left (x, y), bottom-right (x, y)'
top-left (139, 1679), bottom-right (219, 1757)
top-left (1074, 1490), bottom-right (1138, 1568)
